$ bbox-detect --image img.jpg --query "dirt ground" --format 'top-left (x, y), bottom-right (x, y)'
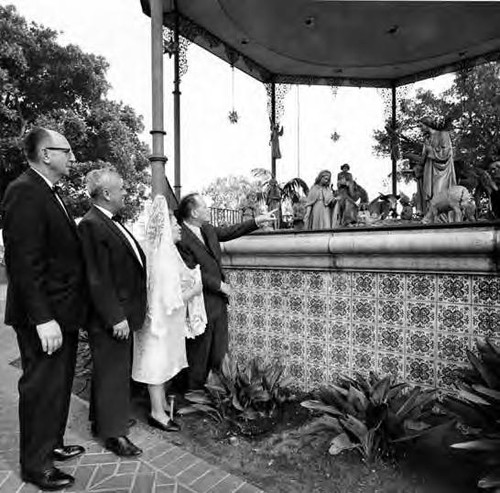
top-left (130, 390), bottom-right (482, 493)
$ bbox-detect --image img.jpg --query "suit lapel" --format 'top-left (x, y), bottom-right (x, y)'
top-left (92, 206), bottom-right (145, 272)
top-left (182, 223), bottom-right (215, 259)
top-left (26, 169), bottom-right (78, 235)
top-left (201, 225), bottom-right (219, 261)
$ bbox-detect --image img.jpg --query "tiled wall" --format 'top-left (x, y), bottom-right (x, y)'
top-left (226, 269), bottom-right (500, 391)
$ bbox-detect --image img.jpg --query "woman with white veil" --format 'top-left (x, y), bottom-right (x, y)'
top-left (132, 174), bottom-right (206, 431)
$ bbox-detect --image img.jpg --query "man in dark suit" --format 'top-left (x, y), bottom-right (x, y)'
top-left (2, 127), bottom-right (87, 491)
top-left (176, 193), bottom-right (275, 390)
top-left (78, 168), bottom-right (146, 457)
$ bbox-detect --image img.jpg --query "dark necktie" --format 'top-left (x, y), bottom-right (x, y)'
top-left (111, 214), bottom-right (123, 223)
top-left (52, 185), bottom-right (71, 219)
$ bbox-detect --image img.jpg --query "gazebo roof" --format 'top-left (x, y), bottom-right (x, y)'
top-left (140, 0), bottom-right (500, 88)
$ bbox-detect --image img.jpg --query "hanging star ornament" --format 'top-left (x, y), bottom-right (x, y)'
top-left (330, 131), bottom-right (340, 142)
top-left (228, 110), bottom-right (239, 124)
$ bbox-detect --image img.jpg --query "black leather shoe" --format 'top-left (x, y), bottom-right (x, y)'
top-left (91, 418), bottom-right (136, 437)
top-left (53, 444), bottom-right (85, 461)
top-left (148, 415), bottom-right (181, 432)
top-left (22, 467), bottom-right (74, 491)
top-left (105, 436), bottom-right (142, 457)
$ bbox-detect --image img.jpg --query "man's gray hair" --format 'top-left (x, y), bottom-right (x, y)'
top-left (86, 167), bottom-right (120, 199)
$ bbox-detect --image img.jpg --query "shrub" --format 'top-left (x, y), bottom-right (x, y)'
top-left (178, 354), bottom-right (293, 434)
top-left (300, 372), bottom-right (445, 463)
top-left (444, 338), bottom-right (500, 490)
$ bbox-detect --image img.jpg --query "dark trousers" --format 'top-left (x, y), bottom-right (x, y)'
top-left (88, 328), bottom-right (131, 439)
top-left (186, 302), bottom-right (228, 389)
top-left (15, 325), bottom-right (78, 474)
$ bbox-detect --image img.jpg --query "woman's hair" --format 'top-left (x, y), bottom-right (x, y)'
top-left (314, 170), bottom-right (331, 185)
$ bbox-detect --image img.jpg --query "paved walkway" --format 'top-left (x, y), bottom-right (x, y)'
top-left (0, 285), bottom-right (263, 493)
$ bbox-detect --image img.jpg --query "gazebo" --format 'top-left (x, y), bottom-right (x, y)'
top-left (140, 0), bottom-right (500, 391)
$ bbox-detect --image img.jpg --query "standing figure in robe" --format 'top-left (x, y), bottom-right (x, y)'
top-left (304, 170), bottom-right (335, 230)
top-left (420, 116), bottom-right (457, 212)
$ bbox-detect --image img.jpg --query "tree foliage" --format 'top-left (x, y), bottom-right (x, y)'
top-left (0, 5), bottom-right (149, 221)
top-left (373, 62), bottom-right (500, 190)
top-left (202, 175), bottom-right (259, 209)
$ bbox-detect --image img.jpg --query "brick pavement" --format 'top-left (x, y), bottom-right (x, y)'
top-left (0, 284), bottom-right (264, 493)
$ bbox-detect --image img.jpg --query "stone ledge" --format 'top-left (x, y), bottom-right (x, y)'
top-left (222, 225), bottom-right (500, 273)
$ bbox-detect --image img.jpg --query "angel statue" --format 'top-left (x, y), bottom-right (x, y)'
top-left (270, 121), bottom-right (284, 160)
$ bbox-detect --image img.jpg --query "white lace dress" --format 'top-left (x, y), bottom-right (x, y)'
top-left (132, 195), bottom-right (206, 385)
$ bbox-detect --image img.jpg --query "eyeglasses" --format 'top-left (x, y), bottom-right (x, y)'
top-left (44, 147), bottom-right (72, 154)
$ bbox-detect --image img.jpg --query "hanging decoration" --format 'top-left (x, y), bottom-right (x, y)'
top-left (228, 65), bottom-right (239, 124)
top-left (330, 131), bottom-right (340, 142)
top-left (330, 85), bottom-right (339, 99)
top-left (162, 27), bottom-right (190, 79)
top-left (265, 83), bottom-right (292, 124)
top-left (376, 85), bottom-right (410, 121)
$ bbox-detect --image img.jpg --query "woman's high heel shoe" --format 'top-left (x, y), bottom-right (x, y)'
top-left (147, 415), bottom-right (181, 432)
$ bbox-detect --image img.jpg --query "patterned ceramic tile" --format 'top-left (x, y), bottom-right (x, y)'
top-left (472, 276), bottom-right (500, 305)
top-left (472, 306), bottom-right (500, 337)
top-left (305, 318), bottom-right (328, 341)
top-left (306, 272), bottom-right (328, 294)
top-left (438, 275), bottom-right (471, 304)
top-left (233, 311), bottom-right (250, 330)
top-left (287, 316), bottom-right (307, 339)
top-left (352, 349), bottom-right (374, 374)
top-left (328, 322), bottom-right (350, 345)
top-left (407, 302), bottom-right (436, 330)
top-left (248, 331), bottom-right (268, 352)
top-left (307, 365), bottom-right (328, 390)
top-left (226, 267), bottom-right (497, 391)
top-left (407, 274), bottom-right (437, 301)
top-left (329, 297), bottom-right (351, 321)
top-left (378, 273), bottom-right (405, 299)
top-left (288, 360), bottom-right (306, 387)
top-left (269, 292), bottom-right (288, 312)
top-left (233, 290), bottom-right (250, 309)
top-left (405, 357), bottom-right (436, 386)
top-left (306, 340), bottom-right (328, 365)
top-left (248, 270), bottom-right (269, 290)
top-left (328, 272), bottom-right (352, 297)
top-left (249, 292), bottom-right (268, 312)
top-left (287, 270), bottom-right (306, 292)
top-left (306, 295), bottom-right (329, 318)
top-left (248, 312), bottom-right (268, 332)
top-left (288, 294), bottom-right (306, 316)
top-left (378, 300), bottom-right (404, 325)
top-left (406, 329), bottom-right (435, 357)
top-left (437, 333), bottom-right (470, 362)
top-left (269, 334), bottom-right (289, 355)
top-left (268, 270), bottom-right (287, 290)
top-left (268, 314), bottom-right (286, 334)
top-left (436, 361), bottom-right (466, 389)
top-left (234, 269), bottom-right (251, 288)
top-left (289, 338), bottom-right (306, 359)
top-left (352, 323), bottom-right (376, 348)
top-left (232, 331), bottom-right (249, 349)
top-left (377, 352), bottom-right (404, 379)
top-left (437, 304), bottom-right (471, 333)
top-left (352, 299), bottom-right (376, 322)
top-left (328, 344), bottom-right (350, 369)
top-left (378, 326), bottom-right (404, 353)
top-left (352, 272), bottom-right (377, 298)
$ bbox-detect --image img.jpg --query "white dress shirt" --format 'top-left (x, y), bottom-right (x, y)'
top-left (184, 221), bottom-right (206, 245)
top-left (94, 205), bottom-right (143, 267)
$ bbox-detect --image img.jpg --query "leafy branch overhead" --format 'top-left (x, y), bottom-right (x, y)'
top-left (0, 5), bottom-right (150, 221)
